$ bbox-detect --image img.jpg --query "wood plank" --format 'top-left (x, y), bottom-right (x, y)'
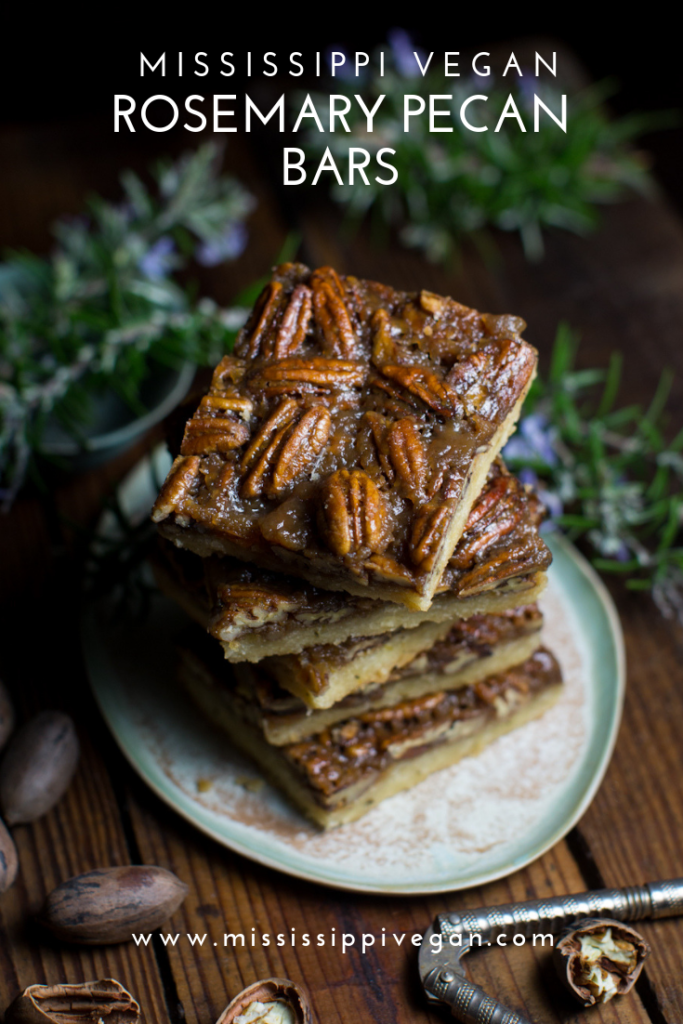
top-left (0, 485), bottom-right (171, 1022)
top-left (576, 588), bottom-right (683, 1020)
top-left (0, 120), bottom-right (282, 1022)
top-left (126, 779), bottom-right (650, 1024)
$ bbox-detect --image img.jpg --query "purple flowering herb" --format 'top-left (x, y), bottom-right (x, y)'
top-left (519, 412), bottom-right (558, 465)
top-left (518, 467), bottom-right (539, 487)
top-left (614, 539), bottom-right (632, 562)
top-left (388, 28), bottom-right (426, 79)
top-left (539, 488), bottom-right (563, 520)
top-left (117, 201), bottom-right (136, 224)
top-left (138, 236), bottom-right (176, 280)
top-left (195, 223), bottom-right (248, 267)
top-left (516, 70), bottom-right (539, 112)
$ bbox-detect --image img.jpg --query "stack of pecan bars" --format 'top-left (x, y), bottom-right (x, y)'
top-left (151, 263), bottom-right (563, 828)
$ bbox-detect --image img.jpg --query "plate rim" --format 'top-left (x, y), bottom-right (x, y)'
top-left (84, 455), bottom-right (626, 895)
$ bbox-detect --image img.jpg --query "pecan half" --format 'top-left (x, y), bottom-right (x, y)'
top-left (463, 473), bottom-right (509, 531)
top-left (151, 456), bottom-right (200, 521)
top-left (241, 404), bottom-right (330, 499)
top-left (253, 358), bottom-right (367, 396)
top-left (409, 498), bottom-right (457, 570)
top-left (241, 280), bottom-right (286, 359)
top-left (450, 476), bottom-right (521, 568)
top-left (364, 553), bottom-right (415, 587)
top-left (386, 419), bottom-right (428, 502)
top-left (357, 411), bottom-right (394, 481)
top-left (371, 308), bottom-right (401, 368)
top-left (455, 544), bottom-right (542, 597)
top-left (267, 406), bottom-right (331, 497)
top-left (180, 417), bottom-right (250, 456)
top-left (241, 398), bottom-right (300, 471)
top-left (319, 469), bottom-right (391, 556)
top-left (311, 266), bottom-right (357, 358)
top-left (211, 355), bottom-right (247, 388)
top-left (241, 425), bottom-right (292, 499)
top-left (379, 365), bottom-right (460, 417)
top-left (419, 290), bottom-right (447, 316)
top-left (448, 337), bottom-right (535, 424)
top-left (210, 584), bottom-right (305, 640)
top-left (199, 393), bottom-right (253, 420)
top-left (272, 283), bottom-right (313, 358)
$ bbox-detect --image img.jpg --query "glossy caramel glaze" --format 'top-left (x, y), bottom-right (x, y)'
top-left (186, 460), bottom-right (550, 644)
top-left (152, 264), bottom-right (537, 603)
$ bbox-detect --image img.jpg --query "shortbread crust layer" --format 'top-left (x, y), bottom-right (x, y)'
top-left (181, 647), bottom-right (561, 827)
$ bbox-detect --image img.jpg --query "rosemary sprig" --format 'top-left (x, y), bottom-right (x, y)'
top-left (301, 32), bottom-right (669, 264)
top-left (503, 323), bottom-right (683, 621)
top-left (0, 143), bottom-right (256, 508)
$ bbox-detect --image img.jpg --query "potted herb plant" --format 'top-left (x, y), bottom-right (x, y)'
top-left (0, 143), bottom-right (255, 509)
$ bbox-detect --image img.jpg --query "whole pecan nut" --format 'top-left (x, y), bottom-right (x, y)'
top-left (216, 977), bottom-right (314, 1024)
top-left (181, 417), bottom-right (250, 456)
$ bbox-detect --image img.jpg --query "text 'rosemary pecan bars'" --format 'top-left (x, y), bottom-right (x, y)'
top-left (152, 263), bottom-right (538, 610)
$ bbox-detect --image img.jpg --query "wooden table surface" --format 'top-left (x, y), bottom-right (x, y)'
top-left (2, 113), bottom-right (683, 1024)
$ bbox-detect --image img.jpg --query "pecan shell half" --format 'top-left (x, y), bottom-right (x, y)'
top-left (216, 978), bottom-right (314, 1024)
top-left (4, 979), bottom-right (140, 1023)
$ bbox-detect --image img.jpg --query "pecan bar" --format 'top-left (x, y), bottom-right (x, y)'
top-left (179, 606), bottom-right (544, 741)
top-left (254, 605), bottom-right (543, 710)
top-left (152, 263), bottom-right (537, 610)
top-left (183, 647), bottom-right (562, 828)
top-left (153, 461), bottom-right (551, 662)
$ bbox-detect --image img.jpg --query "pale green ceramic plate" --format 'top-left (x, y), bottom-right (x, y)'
top-left (83, 449), bottom-right (625, 894)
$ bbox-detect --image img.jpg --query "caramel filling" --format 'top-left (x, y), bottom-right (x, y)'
top-left (283, 649), bottom-right (560, 799)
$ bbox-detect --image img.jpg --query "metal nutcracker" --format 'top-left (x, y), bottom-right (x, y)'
top-left (419, 878), bottom-right (683, 1023)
